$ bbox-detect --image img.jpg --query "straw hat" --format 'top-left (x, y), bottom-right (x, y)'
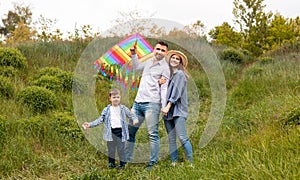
top-left (166, 50), bottom-right (188, 69)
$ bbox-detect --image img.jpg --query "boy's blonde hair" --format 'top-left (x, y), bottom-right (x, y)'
top-left (109, 88), bottom-right (120, 97)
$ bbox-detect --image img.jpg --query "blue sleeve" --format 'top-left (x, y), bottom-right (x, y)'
top-left (168, 72), bottom-right (186, 104)
top-left (89, 107), bottom-right (108, 128)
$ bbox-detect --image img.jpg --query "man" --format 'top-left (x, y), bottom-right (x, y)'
top-left (125, 41), bottom-right (170, 170)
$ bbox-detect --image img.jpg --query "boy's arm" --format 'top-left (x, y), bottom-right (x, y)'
top-left (87, 107), bottom-right (107, 128)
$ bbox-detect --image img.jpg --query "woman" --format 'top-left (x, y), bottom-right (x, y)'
top-left (161, 50), bottom-right (193, 166)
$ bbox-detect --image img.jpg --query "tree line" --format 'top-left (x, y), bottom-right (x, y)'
top-left (0, 0), bottom-right (299, 57)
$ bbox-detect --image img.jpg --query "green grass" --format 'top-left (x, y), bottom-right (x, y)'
top-left (0, 40), bottom-right (299, 179)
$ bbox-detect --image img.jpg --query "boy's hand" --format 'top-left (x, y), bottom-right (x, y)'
top-left (82, 122), bottom-right (90, 130)
top-left (133, 119), bottom-right (139, 126)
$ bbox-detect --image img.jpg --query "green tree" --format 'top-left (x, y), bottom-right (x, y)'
top-left (209, 22), bottom-right (242, 48)
top-left (233, 0), bottom-right (272, 56)
top-left (184, 20), bottom-right (206, 39)
top-left (266, 14), bottom-right (295, 49)
top-left (6, 21), bottom-right (36, 45)
top-left (0, 3), bottom-right (32, 39)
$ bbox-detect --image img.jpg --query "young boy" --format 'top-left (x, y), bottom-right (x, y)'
top-left (83, 88), bottom-right (138, 169)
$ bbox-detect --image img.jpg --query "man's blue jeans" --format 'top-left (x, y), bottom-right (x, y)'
top-left (125, 102), bottom-right (161, 163)
top-left (164, 116), bottom-right (193, 163)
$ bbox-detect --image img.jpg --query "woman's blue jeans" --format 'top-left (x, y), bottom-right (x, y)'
top-left (164, 116), bottom-right (193, 162)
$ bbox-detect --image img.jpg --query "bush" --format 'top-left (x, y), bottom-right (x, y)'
top-left (0, 47), bottom-right (27, 70)
top-left (57, 71), bottom-right (73, 91)
top-left (257, 56), bottom-right (274, 64)
top-left (0, 66), bottom-right (18, 77)
top-left (52, 112), bottom-right (83, 140)
top-left (33, 75), bottom-right (63, 91)
top-left (245, 66), bottom-right (264, 76)
top-left (72, 75), bottom-right (88, 94)
top-left (36, 67), bottom-right (86, 92)
top-left (16, 86), bottom-right (58, 113)
top-left (36, 67), bottom-right (64, 79)
top-left (220, 48), bottom-right (245, 64)
top-left (0, 76), bottom-right (14, 98)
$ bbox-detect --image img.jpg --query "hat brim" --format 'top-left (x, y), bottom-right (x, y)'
top-left (166, 50), bottom-right (188, 68)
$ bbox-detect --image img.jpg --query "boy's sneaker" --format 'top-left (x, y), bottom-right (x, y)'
top-left (146, 161), bottom-right (157, 171)
top-left (171, 162), bottom-right (177, 167)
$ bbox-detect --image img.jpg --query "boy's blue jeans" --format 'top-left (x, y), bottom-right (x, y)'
top-left (164, 116), bottom-right (193, 163)
top-left (125, 102), bottom-right (161, 163)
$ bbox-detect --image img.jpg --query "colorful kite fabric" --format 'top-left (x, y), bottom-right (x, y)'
top-left (94, 33), bottom-right (154, 91)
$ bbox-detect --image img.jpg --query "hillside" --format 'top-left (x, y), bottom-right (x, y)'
top-left (0, 40), bottom-right (299, 179)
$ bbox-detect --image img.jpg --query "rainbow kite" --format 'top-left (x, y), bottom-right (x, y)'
top-left (94, 33), bottom-right (154, 91)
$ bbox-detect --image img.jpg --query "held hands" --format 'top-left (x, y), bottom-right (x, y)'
top-left (82, 122), bottom-right (90, 130)
top-left (158, 77), bottom-right (167, 85)
top-left (161, 102), bottom-right (172, 116)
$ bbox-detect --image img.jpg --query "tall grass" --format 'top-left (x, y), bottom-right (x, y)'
top-left (0, 40), bottom-right (299, 179)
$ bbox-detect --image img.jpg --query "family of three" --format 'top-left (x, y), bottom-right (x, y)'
top-left (82, 41), bottom-right (193, 170)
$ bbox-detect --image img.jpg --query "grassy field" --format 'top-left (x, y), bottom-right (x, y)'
top-left (0, 40), bottom-right (299, 179)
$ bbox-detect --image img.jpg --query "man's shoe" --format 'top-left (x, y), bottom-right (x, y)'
top-left (146, 161), bottom-right (157, 171)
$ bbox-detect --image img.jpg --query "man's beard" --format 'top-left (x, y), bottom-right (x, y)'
top-left (155, 53), bottom-right (164, 61)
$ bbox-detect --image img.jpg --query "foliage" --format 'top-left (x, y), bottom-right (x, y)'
top-left (36, 66), bottom-right (64, 78)
top-left (32, 75), bottom-right (63, 91)
top-left (0, 76), bottom-right (14, 98)
top-left (51, 112), bottom-right (83, 140)
top-left (5, 21), bottom-right (36, 45)
top-left (0, 66), bottom-right (18, 77)
top-left (0, 32), bottom-right (299, 179)
top-left (233, 0), bottom-right (273, 56)
top-left (0, 3), bottom-right (32, 38)
top-left (220, 48), bottom-right (245, 63)
top-left (16, 86), bottom-right (57, 113)
top-left (35, 67), bottom-right (87, 93)
top-left (0, 47), bottom-right (27, 70)
top-left (257, 56), bottom-right (274, 64)
top-left (209, 22), bottom-right (243, 48)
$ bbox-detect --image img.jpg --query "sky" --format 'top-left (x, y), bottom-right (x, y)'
top-left (0, 0), bottom-right (299, 36)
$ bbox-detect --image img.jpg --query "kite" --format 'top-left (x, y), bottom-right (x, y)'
top-left (94, 33), bottom-right (154, 91)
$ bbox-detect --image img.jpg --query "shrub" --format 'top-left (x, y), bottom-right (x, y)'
top-left (0, 76), bottom-right (14, 98)
top-left (220, 48), bottom-right (245, 64)
top-left (36, 67), bottom-right (64, 79)
top-left (245, 66), bottom-right (264, 76)
top-left (17, 116), bottom-right (46, 137)
top-left (57, 71), bottom-right (73, 91)
top-left (0, 47), bottom-right (27, 70)
top-left (33, 75), bottom-right (63, 91)
top-left (257, 56), bottom-right (274, 64)
top-left (72, 75), bottom-right (88, 94)
top-left (51, 112), bottom-right (83, 140)
top-left (0, 66), bottom-right (18, 77)
top-left (16, 86), bottom-right (58, 113)
top-left (240, 49), bottom-right (254, 63)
